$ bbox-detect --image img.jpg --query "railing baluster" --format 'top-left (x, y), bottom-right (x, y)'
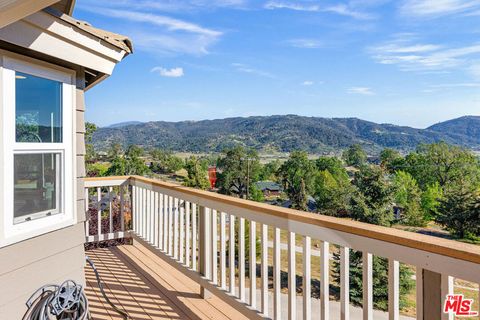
top-left (261, 224), bottom-right (269, 317)
top-left (120, 185), bottom-right (124, 232)
top-left (158, 192), bottom-right (163, 250)
top-left (174, 198), bottom-right (179, 260)
top-left (163, 194), bottom-right (168, 252)
top-left (288, 232), bottom-right (296, 320)
top-left (416, 267), bottom-right (423, 320)
top-left (153, 192), bottom-right (159, 248)
top-left (192, 203), bottom-right (197, 271)
top-left (199, 205), bottom-right (211, 298)
top-left (239, 217), bottom-right (246, 302)
top-left (150, 190), bottom-right (155, 244)
top-left (274, 227), bottom-right (281, 320)
top-left (97, 187), bottom-right (101, 238)
top-left (133, 186), bottom-right (137, 234)
top-left (388, 259), bottom-right (400, 320)
top-left (84, 187), bottom-right (89, 237)
top-left (363, 252), bottom-right (373, 320)
top-left (180, 201), bottom-right (185, 264)
top-left (168, 196), bottom-right (173, 256)
top-left (211, 209), bottom-right (218, 285)
top-left (185, 201), bottom-right (191, 268)
top-left (321, 241), bottom-right (330, 320)
top-left (303, 236), bottom-right (311, 320)
top-left (250, 221), bottom-right (257, 309)
top-left (229, 214), bottom-right (236, 296)
top-left (340, 246), bottom-right (350, 320)
top-left (147, 190), bottom-right (152, 243)
top-left (220, 212), bottom-right (227, 290)
top-left (108, 186), bottom-right (113, 236)
top-left (142, 188), bottom-right (147, 239)
top-left (441, 275), bottom-right (454, 320)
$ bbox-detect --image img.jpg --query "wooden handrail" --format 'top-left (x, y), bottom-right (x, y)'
top-left (84, 175), bottom-right (480, 265)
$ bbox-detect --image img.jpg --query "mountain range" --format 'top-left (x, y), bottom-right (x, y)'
top-left (92, 115), bottom-right (480, 154)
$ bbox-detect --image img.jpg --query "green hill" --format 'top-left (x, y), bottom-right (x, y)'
top-left (92, 115), bottom-right (480, 154)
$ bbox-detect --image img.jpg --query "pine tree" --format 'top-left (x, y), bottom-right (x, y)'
top-left (333, 249), bottom-right (414, 311)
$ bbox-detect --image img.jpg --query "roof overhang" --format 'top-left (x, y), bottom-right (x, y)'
top-left (0, 9), bottom-right (131, 89)
top-left (0, 0), bottom-right (61, 28)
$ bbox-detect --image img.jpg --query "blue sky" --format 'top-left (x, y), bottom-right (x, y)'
top-left (75, 0), bottom-right (480, 128)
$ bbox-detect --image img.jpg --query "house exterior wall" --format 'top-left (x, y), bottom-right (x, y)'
top-left (0, 63), bottom-right (87, 319)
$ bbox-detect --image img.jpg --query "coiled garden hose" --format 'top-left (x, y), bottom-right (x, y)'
top-left (22, 256), bottom-right (130, 320)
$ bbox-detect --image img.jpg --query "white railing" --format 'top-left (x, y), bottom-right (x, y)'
top-left (84, 176), bottom-right (480, 320)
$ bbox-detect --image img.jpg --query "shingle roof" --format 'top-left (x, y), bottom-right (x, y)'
top-left (255, 181), bottom-right (282, 191)
top-left (44, 7), bottom-right (133, 54)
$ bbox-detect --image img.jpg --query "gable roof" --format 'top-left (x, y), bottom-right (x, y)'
top-left (255, 181), bottom-right (282, 191)
top-left (44, 7), bottom-right (133, 54)
top-left (49, 0), bottom-right (75, 15)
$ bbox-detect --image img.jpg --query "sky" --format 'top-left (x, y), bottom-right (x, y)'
top-left (75, 0), bottom-right (480, 129)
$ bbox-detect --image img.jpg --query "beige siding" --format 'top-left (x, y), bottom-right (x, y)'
top-left (0, 70), bottom-right (88, 319)
top-left (0, 225), bottom-right (85, 319)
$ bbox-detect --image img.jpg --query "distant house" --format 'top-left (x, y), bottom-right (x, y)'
top-left (254, 181), bottom-right (282, 197)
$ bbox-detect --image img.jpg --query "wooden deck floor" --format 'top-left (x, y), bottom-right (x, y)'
top-left (84, 244), bottom-right (248, 320)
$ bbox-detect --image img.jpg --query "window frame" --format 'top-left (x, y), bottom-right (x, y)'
top-left (0, 55), bottom-right (75, 247)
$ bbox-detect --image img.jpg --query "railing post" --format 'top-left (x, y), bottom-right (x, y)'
top-left (198, 205), bottom-right (212, 299)
top-left (421, 269), bottom-right (444, 320)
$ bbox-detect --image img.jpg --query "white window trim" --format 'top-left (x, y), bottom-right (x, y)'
top-left (0, 55), bottom-right (75, 247)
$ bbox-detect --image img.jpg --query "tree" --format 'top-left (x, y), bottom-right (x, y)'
top-left (380, 148), bottom-right (404, 173)
top-left (85, 122), bottom-right (98, 163)
top-left (259, 160), bottom-right (281, 181)
top-left (349, 165), bottom-right (394, 226)
top-left (334, 168), bottom-right (414, 313)
top-left (107, 143), bottom-right (123, 162)
top-left (313, 165), bottom-right (352, 216)
top-left (343, 144), bottom-right (367, 168)
top-left (150, 149), bottom-right (184, 174)
top-left (436, 186), bottom-right (480, 239)
top-left (216, 146), bottom-right (261, 199)
top-left (106, 145), bottom-right (149, 176)
top-left (316, 156), bottom-right (349, 181)
top-left (333, 250), bottom-right (414, 311)
top-left (421, 183), bottom-right (443, 221)
top-left (278, 151), bottom-right (316, 211)
top-left (183, 156), bottom-right (210, 190)
top-left (393, 171), bottom-right (425, 226)
top-left (405, 142), bottom-right (480, 189)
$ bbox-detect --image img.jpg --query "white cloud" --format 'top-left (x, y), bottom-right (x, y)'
top-left (286, 38), bottom-right (323, 49)
top-left (348, 87), bottom-right (375, 95)
top-left (469, 63), bottom-right (480, 79)
top-left (231, 63), bottom-right (275, 78)
top-left (97, 8), bottom-right (221, 37)
top-left (323, 4), bottom-right (374, 19)
top-left (78, 7), bottom-right (222, 56)
top-left (429, 83), bottom-right (480, 88)
top-left (400, 0), bottom-right (480, 17)
top-left (302, 81), bottom-right (314, 86)
top-left (151, 67), bottom-right (185, 77)
top-left (265, 1), bottom-right (374, 19)
top-left (369, 36), bottom-right (480, 75)
top-left (264, 1), bottom-right (320, 11)
top-left (79, 0), bottom-right (248, 12)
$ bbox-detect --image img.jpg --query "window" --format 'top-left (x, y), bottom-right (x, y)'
top-left (1, 56), bottom-right (74, 246)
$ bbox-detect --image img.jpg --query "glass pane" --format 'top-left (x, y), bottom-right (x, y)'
top-left (14, 153), bottom-right (62, 222)
top-left (15, 72), bottom-right (62, 143)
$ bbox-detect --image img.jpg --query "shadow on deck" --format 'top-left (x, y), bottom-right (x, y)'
top-left (84, 243), bottom-right (248, 320)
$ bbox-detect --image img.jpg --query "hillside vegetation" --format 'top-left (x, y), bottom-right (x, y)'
top-left (92, 115), bottom-right (480, 153)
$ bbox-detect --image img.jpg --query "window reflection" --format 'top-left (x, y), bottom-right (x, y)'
top-left (15, 72), bottom-right (62, 143)
top-left (14, 153), bottom-right (61, 222)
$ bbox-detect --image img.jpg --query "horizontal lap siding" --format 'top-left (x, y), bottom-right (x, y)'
top-left (0, 73), bottom-right (87, 319)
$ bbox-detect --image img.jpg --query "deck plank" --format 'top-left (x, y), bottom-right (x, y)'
top-left (85, 244), bottom-right (247, 320)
